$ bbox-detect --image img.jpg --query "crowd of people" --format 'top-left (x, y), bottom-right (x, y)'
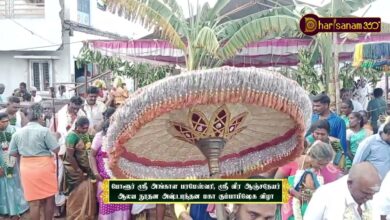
top-left (0, 81), bottom-right (278, 220)
top-left (0, 77), bottom-right (390, 220)
top-left (280, 88), bottom-right (390, 220)
top-left (0, 79), bottom-right (133, 220)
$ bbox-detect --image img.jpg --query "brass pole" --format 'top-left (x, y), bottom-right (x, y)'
top-left (196, 138), bottom-right (227, 220)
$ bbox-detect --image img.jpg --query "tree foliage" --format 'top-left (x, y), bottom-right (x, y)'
top-left (76, 45), bottom-right (173, 88)
top-left (105, 0), bottom-right (301, 70)
top-left (339, 62), bottom-right (382, 89)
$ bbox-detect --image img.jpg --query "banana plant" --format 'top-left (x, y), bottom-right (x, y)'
top-left (98, 0), bottom-right (390, 110)
top-left (287, 0), bottom-right (390, 111)
top-left (297, 48), bottom-right (324, 94)
top-left (105, 0), bottom-right (302, 70)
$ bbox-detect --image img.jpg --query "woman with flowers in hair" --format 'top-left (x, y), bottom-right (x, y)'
top-left (274, 141), bottom-right (334, 220)
top-left (9, 103), bottom-right (59, 220)
top-left (63, 116), bottom-right (96, 219)
top-left (0, 112), bottom-right (29, 219)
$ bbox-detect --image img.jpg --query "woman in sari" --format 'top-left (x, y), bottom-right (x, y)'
top-left (345, 112), bottom-right (368, 170)
top-left (274, 141), bottom-right (334, 220)
top-left (63, 116), bottom-right (96, 220)
top-left (89, 120), bottom-right (132, 219)
top-left (306, 119), bottom-right (345, 175)
top-left (0, 112), bottom-right (29, 219)
top-left (9, 103), bottom-right (59, 220)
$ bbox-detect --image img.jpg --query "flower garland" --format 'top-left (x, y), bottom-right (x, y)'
top-left (292, 171), bottom-right (324, 220)
top-left (78, 133), bottom-right (92, 150)
top-left (9, 117), bottom-right (16, 126)
top-left (66, 112), bottom-right (77, 132)
top-left (292, 196), bottom-right (303, 220)
top-left (72, 131), bottom-right (96, 182)
top-left (0, 131), bottom-right (15, 178)
top-left (101, 136), bottom-right (114, 178)
top-left (343, 202), bottom-right (373, 220)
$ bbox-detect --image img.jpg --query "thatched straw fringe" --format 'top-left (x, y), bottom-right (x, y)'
top-left (110, 133), bottom-right (303, 179)
top-left (108, 67), bottom-right (312, 145)
top-left (106, 67), bottom-right (312, 178)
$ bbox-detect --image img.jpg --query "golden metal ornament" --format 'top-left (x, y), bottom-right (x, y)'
top-left (282, 178), bottom-right (290, 204)
top-left (101, 179), bottom-right (110, 204)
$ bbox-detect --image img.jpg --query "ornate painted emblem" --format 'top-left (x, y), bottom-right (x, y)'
top-left (170, 105), bottom-right (248, 144)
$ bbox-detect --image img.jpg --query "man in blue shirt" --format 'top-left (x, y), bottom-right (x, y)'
top-left (353, 122), bottom-right (390, 179)
top-left (310, 94), bottom-right (347, 156)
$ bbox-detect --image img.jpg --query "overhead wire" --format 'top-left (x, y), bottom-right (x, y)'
top-left (8, 40), bottom-right (84, 51)
top-left (0, 11), bottom-right (55, 45)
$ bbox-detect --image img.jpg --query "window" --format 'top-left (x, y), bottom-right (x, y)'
top-left (0, 0), bottom-right (45, 19)
top-left (77, 0), bottom-right (90, 25)
top-left (30, 60), bottom-right (52, 92)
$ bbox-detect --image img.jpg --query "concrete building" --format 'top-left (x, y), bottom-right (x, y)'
top-left (0, 0), bottom-right (145, 98)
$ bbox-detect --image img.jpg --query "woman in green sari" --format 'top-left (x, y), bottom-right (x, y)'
top-left (63, 116), bottom-right (96, 220)
top-left (345, 112), bottom-right (368, 170)
top-left (0, 112), bottom-right (29, 219)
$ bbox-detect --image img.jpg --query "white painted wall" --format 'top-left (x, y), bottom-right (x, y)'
top-left (0, 0), bottom-right (222, 95)
top-left (0, 52), bottom-right (29, 97)
top-left (54, 39), bottom-right (72, 84)
top-left (0, 0), bottom-right (62, 51)
top-left (66, 0), bottom-right (148, 39)
top-left (0, 49), bottom-right (69, 98)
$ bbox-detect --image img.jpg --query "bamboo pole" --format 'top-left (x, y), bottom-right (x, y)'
top-left (69, 71), bottom-right (112, 91)
top-left (333, 33), bottom-right (341, 114)
top-left (385, 73), bottom-right (388, 101)
top-left (84, 64), bottom-right (88, 96)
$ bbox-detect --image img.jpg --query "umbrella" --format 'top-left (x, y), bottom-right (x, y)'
top-left (353, 42), bottom-right (390, 70)
top-left (105, 67), bottom-right (312, 180)
top-left (353, 42), bottom-right (390, 100)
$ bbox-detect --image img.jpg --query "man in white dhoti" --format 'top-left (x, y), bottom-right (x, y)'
top-left (354, 79), bottom-right (371, 110)
top-left (49, 96), bottom-right (86, 215)
top-left (51, 96), bottom-right (86, 155)
top-left (304, 162), bottom-right (381, 220)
